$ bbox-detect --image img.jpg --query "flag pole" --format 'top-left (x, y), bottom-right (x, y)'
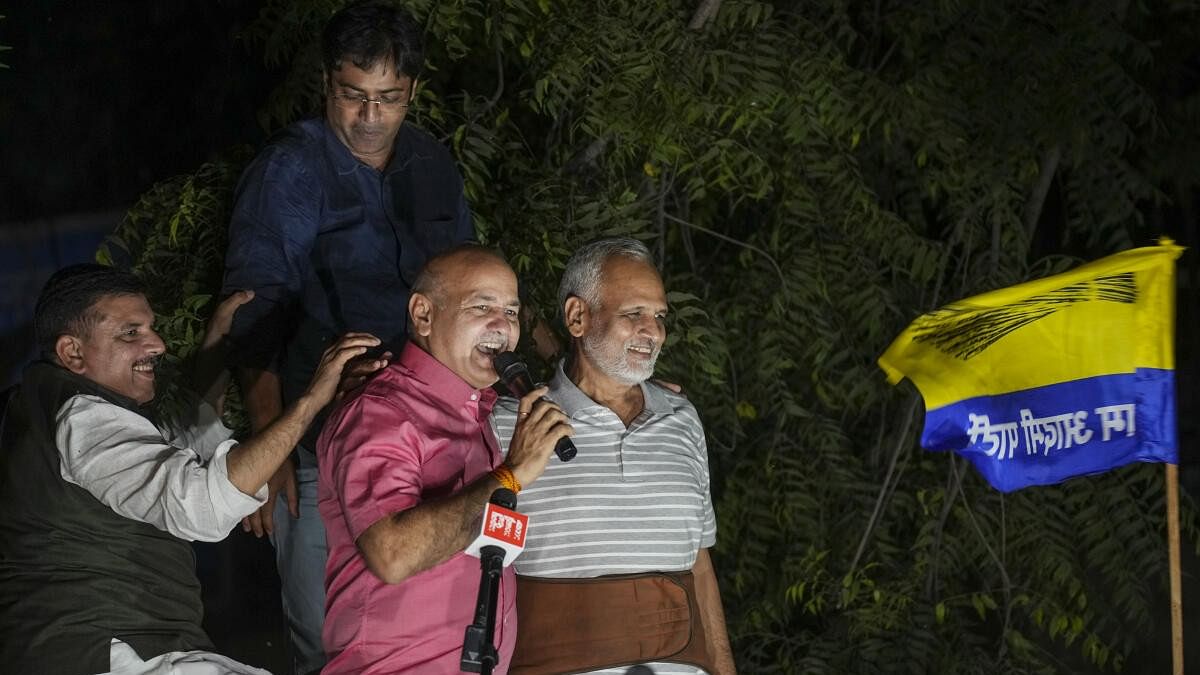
top-left (1166, 462), bottom-right (1183, 675)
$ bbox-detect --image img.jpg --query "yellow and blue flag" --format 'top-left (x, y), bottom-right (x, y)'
top-left (878, 241), bottom-right (1182, 492)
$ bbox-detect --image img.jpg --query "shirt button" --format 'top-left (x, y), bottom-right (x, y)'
top-left (470, 394), bottom-right (478, 401)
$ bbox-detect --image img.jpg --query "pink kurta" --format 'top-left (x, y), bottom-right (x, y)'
top-left (318, 342), bottom-right (514, 674)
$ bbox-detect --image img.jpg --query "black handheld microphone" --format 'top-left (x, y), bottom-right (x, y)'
top-left (492, 352), bottom-right (577, 461)
top-left (461, 488), bottom-right (524, 674)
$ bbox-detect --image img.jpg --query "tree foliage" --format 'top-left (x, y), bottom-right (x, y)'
top-left (105, 0), bottom-right (1200, 672)
top-left (98, 150), bottom-right (253, 427)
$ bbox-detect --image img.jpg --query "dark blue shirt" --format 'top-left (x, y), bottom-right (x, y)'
top-left (223, 118), bottom-right (473, 456)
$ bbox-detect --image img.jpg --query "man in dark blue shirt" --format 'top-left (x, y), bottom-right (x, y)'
top-left (221, 3), bottom-right (473, 673)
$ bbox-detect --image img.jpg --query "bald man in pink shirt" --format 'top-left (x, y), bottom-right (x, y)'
top-left (318, 245), bottom-right (573, 674)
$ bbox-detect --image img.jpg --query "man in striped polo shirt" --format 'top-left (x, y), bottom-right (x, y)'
top-left (494, 238), bottom-right (736, 674)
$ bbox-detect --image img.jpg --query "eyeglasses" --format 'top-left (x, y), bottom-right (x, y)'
top-left (330, 92), bottom-right (410, 113)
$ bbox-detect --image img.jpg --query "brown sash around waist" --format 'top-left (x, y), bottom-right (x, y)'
top-left (510, 571), bottom-right (717, 674)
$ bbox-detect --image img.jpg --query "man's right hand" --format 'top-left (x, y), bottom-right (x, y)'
top-left (242, 456), bottom-right (297, 537)
top-left (301, 333), bottom-right (383, 408)
top-left (337, 350), bottom-right (393, 400)
top-left (238, 333), bottom-right (380, 536)
top-left (504, 387), bottom-right (574, 488)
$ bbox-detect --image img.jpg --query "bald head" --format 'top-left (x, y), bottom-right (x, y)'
top-left (411, 244), bottom-right (511, 308)
top-left (407, 244), bottom-right (521, 388)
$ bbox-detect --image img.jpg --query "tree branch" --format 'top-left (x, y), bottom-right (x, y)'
top-left (468, 30), bottom-right (506, 125)
top-left (950, 456), bottom-right (1014, 661)
top-left (924, 458), bottom-right (960, 600)
top-left (565, 136), bottom-right (609, 175)
top-left (439, 30), bottom-right (505, 144)
top-left (688, 0), bottom-right (722, 30)
top-left (847, 393), bottom-right (920, 577)
top-left (662, 213), bottom-right (787, 289)
top-left (1022, 144), bottom-right (1062, 249)
top-left (679, 199), bottom-right (699, 275)
top-left (655, 172), bottom-right (672, 267)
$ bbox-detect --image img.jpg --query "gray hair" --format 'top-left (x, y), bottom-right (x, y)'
top-left (557, 237), bottom-right (655, 312)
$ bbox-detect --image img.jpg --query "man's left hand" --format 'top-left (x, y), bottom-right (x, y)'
top-left (195, 290), bottom-right (256, 411)
top-left (201, 290), bottom-right (255, 352)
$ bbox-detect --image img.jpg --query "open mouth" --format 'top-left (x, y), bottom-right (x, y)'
top-left (627, 343), bottom-right (656, 356)
top-left (476, 335), bottom-right (506, 356)
top-left (132, 356), bottom-right (159, 374)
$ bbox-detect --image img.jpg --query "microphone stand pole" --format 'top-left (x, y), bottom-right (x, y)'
top-left (461, 545), bottom-right (505, 674)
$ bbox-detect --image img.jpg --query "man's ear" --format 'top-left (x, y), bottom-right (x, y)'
top-left (408, 292), bottom-right (435, 338)
top-left (55, 335), bottom-right (86, 374)
top-left (563, 296), bottom-right (589, 339)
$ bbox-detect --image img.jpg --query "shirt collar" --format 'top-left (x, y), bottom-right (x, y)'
top-left (23, 360), bottom-right (157, 422)
top-left (321, 118), bottom-right (366, 177)
top-left (398, 342), bottom-right (497, 417)
top-left (547, 359), bottom-right (672, 418)
top-left (640, 376), bottom-right (673, 415)
top-left (321, 118), bottom-right (414, 177)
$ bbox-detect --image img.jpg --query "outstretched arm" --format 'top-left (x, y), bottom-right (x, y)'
top-left (225, 333), bottom-right (380, 496)
top-left (234, 365), bottom-right (293, 537)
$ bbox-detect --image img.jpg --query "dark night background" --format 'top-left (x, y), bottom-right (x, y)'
top-left (0, 2), bottom-right (291, 668)
top-left (1, 1), bottom-right (272, 387)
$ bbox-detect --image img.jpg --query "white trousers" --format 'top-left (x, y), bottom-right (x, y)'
top-left (98, 638), bottom-right (272, 675)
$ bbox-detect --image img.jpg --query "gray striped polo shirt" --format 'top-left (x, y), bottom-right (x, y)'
top-left (491, 362), bottom-right (717, 675)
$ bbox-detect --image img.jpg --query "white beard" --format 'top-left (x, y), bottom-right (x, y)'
top-left (581, 331), bottom-right (659, 385)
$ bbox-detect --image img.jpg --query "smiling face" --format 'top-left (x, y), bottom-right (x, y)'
top-left (324, 60), bottom-right (415, 170)
top-left (409, 251), bottom-right (520, 390)
top-left (56, 293), bottom-right (165, 404)
top-left (572, 256), bottom-right (668, 386)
